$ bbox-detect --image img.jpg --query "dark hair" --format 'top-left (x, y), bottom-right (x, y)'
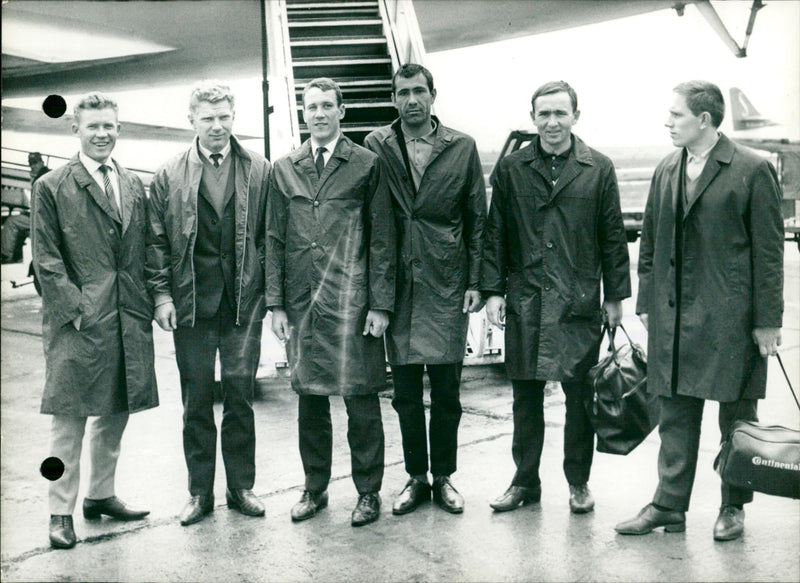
top-left (673, 81), bottom-right (725, 128)
top-left (28, 152), bottom-right (43, 163)
top-left (302, 77), bottom-right (343, 107)
top-left (531, 80), bottom-right (578, 114)
top-left (392, 63), bottom-right (435, 94)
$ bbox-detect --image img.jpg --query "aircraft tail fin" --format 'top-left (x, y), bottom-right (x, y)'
top-left (730, 88), bottom-right (779, 131)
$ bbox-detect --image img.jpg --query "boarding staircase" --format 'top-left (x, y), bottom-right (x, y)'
top-left (285, 0), bottom-right (397, 145)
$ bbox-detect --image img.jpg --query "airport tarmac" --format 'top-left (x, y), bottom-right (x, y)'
top-left (1, 242), bottom-right (799, 582)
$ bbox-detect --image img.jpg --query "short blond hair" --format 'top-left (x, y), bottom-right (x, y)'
top-left (189, 80), bottom-right (235, 113)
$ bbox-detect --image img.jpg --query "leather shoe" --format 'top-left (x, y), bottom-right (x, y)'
top-left (393, 477), bottom-right (431, 515)
top-left (615, 504), bottom-right (686, 534)
top-left (49, 515), bottom-right (76, 549)
top-left (433, 476), bottom-right (464, 514)
top-left (179, 495), bottom-right (214, 526)
top-left (713, 505), bottom-right (744, 541)
top-left (83, 496), bottom-right (149, 521)
top-left (568, 483), bottom-right (595, 514)
top-left (351, 492), bottom-right (381, 527)
top-left (226, 488), bottom-right (265, 517)
top-left (490, 485), bottom-right (541, 512)
top-left (291, 490), bottom-right (328, 522)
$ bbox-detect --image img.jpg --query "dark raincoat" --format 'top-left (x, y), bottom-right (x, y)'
top-left (481, 135), bottom-right (631, 381)
top-left (146, 136), bottom-right (270, 327)
top-left (32, 156), bottom-right (158, 416)
top-left (364, 118), bottom-right (486, 364)
top-left (637, 134), bottom-right (784, 401)
top-left (265, 136), bottom-right (396, 395)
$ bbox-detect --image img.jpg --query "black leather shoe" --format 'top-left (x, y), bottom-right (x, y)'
top-left (392, 478), bottom-right (432, 515)
top-left (226, 488), bottom-right (265, 517)
top-left (433, 476), bottom-right (464, 514)
top-left (83, 496), bottom-right (149, 521)
top-left (490, 485), bottom-right (541, 512)
top-left (179, 495), bottom-right (214, 526)
top-left (713, 505), bottom-right (744, 541)
top-left (568, 483), bottom-right (595, 514)
top-left (49, 515), bottom-right (76, 549)
top-left (615, 504), bottom-right (686, 534)
top-left (351, 492), bottom-right (381, 527)
top-left (291, 490), bottom-right (328, 522)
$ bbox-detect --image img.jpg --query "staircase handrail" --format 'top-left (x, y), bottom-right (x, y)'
top-left (379, 0), bottom-right (428, 69)
top-left (264, 0), bottom-right (302, 154)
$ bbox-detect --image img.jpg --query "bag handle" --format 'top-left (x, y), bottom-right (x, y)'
top-left (600, 323), bottom-right (635, 354)
top-left (776, 353), bottom-right (800, 412)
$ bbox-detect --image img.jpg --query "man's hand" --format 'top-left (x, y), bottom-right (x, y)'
top-left (363, 309), bottom-right (389, 337)
top-left (753, 327), bottom-right (781, 357)
top-left (485, 295), bottom-right (506, 329)
top-left (154, 302), bottom-right (177, 332)
top-left (639, 313), bottom-right (649, 331)
top-left (463, 290), bottom-right (484, 313)
top-left (271, 308), bottom-right (290, 341)
top-left (603, 300), bottom-right (623, 328)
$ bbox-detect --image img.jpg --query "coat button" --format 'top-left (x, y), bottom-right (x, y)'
top-left (668, 299), bottom-right (675, 307)
top-left (211, 219), bottom-right (217, 225)
top-left (313, 201), bottom-right (320, 207)
top-left (546, 242), bottom-right (553, 249)
top-left (108, 229), bottom-right (115, 235)
top-left (544, 285), bottom-right (551, 291)
top-left (311, 242), bottom-right (317, 248)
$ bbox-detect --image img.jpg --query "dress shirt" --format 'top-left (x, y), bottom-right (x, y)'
top-left (403, 120), bottom-right (437, 189)
top-left (197, 139), bottom-right (231, 166)
top-left (685, 136), bottom-right (719, 181)
top-left (310, 134), bottom-right (340, 167)
top-left (80, 151), bottom-right (121, 212)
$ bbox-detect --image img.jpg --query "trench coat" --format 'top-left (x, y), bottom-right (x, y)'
top-left (265, 136), bottom-right (396, 395)
top-left (146, 136), bottom-right (270, 327)
top-left (32, 156), bottom-right (158, 416)
top-left (637, 134), bottom-right (784, 401)
top-left (364, 118), bottom-right (486, 364)
top-left (481, 136), bottom-right (631, 381)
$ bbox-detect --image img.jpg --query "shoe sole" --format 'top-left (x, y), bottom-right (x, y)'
top-left (83, 510), bottom-right (149, 521)
top-left (570, 505), bottom-right (595, 514)
top-left (180, 508), bottom-right (213, 527)
top-left (714, 529), bottom-right (743, 541)
top-left (50, 539), bottom-right (76, 550)
top-left (616, 522), bottom-right (686, 535)
top-left (490, 497), bottom-right (541, 512)
top-left (351, 514), bottom-right (379, 527)
top-left (392, 499), bottom-right (430, 516)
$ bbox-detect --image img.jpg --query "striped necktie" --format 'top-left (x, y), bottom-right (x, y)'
top-left (99, 164), bottom-right (120, 217)
top-left (210, 153), bottom-right (222, 168)
top-left (315, 147), bottom-right (327, 178)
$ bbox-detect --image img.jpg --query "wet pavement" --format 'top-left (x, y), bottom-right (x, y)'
top-left (1, 243), bottom-right (799, 582)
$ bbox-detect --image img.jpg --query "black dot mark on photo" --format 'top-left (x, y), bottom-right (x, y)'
top-left (40, 456), bottom-right (65, 481)
top-left (42, 95), bottom-right (67, 119)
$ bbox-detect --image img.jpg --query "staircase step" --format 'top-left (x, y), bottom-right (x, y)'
top-left (290, 37), bottom-right (388, 59)
top-left (293, 58), bottom-right (392, 81)
top-left (288, 19), bottom-right (383, 39)
top-left (287, 8), bottom-right (379, 21)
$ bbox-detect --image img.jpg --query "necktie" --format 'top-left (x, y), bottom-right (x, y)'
top-left (210, 153), bottom-right (222, 168)
top-left (315, 147), bottom-right (327, 178)
top-left (99, 164), bottom-right (120, 217)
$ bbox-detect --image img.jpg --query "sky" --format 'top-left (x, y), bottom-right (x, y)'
top-left (3, 0), bottom-right (799, 170)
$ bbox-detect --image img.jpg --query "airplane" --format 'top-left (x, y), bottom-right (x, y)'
top-left (1, 0), bottom-right (794, 365)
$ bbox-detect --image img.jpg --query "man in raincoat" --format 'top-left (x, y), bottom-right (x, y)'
top-left (481, 81), bottom-right (631, 514)
top-left (616, 81), bottom-right (783, 541)
top-left (32, 93), bottom-right (158, 549)
top-left (364, 64), bottom-right (486, 516)
top-left (266, 78), bottom-right (396, 527)
top-left (147, 81), bottom-right (270, 526)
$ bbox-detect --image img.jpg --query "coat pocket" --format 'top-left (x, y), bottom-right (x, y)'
top-left (562, 269), bottom-right (602, 323)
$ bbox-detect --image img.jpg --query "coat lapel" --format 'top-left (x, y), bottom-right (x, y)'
top-left (116, 162), bottom-right (136, 234)
top-left (69, 157), bottom-right (121, 224)
top-left (383, 130), bottom-right (414, 214)
top-left (290, 140), bottom-right (321, 196)
top-left (415, 125), bottom-right (453, 208)
top-left (684, 135), bottom-right (734, 217)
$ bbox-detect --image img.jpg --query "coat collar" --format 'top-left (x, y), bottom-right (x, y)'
top-left (290, 134), bottom-right (355, 193)
top-left (668, 132), bottom-right (735, 216)
top-left (69, 154), bottom-right (123, 226)
top-left (189, 134), bottom-right (251, 167)
top-left (520, 134), bottom-right (594, 204)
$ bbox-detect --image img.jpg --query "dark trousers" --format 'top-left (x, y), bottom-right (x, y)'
top-left (298, 394), bottom-right (384, 495)
top-left (510, 378), bottom-right (594, 489)
top-left (173, 302), bottom-right (262, 495)
top-left (390, 363), bottom-right (463, 477)
top-left (654, 394), bottom-right (758, 511)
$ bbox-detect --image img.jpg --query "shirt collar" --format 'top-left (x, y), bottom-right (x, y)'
top-left (403, 119), bottom-right (437, 146)
top-left (534, 136), bottom-right (572, 160)
top-left (687, 134), bottom-right (720, 162)
top-left (311, 133), bottom-right (340, 157)
top-left (197, 138), bottom-right (231, 163)
top-left (79, 151), bottom-right (112, 175)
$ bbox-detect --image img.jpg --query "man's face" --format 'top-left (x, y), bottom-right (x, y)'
top-left (665, 92), bottom-right (704, 149)
top-left (392, 73), bottom-right (436, 128)
top-left (72, 108), bottom-right (119, 162)
top-left (190, 100), bottom-right (234, 153)
top-left (303, 87), bottom-right (344, 143)
top-left (531, 91), bottom-right (579, 153)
